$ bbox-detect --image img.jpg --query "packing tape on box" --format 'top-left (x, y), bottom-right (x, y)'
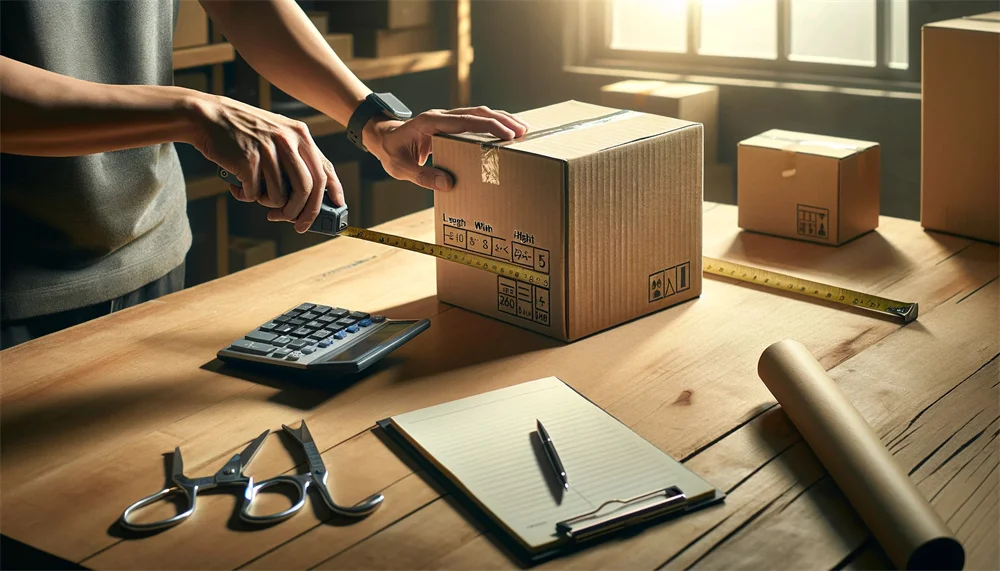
top-left (760, 132), bottom-right (867, 153)
top-left (478, 109), bottom-right (641, 185)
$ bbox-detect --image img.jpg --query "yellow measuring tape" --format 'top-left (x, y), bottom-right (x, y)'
top-left (340, 228), bottom-right (918, 323)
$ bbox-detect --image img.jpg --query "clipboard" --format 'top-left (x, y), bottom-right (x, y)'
top-left (376, 377), bottom-right (725, 565)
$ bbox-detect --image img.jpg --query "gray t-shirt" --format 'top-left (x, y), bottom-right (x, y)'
top-left (1, 0), bottom-right (192, 320)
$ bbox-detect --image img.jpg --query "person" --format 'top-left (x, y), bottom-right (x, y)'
top-left (0, 0), bottom-right (527, 349)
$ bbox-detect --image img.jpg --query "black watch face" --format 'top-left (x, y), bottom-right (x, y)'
top-left (374, 92), bottom-right (412, 120)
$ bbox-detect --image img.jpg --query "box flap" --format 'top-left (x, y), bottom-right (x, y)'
top-left (738, 129), bottom-right (878, 159)
top-left (925, 12), bottom-right (1000, 34)
top-left (601, 79), bottom-right (717, 99)
top-left (442, 100), bottom-right (696, 161)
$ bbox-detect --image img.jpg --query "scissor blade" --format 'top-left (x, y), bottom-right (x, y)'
top-left (238, 430), bottom-right (271, 471)
top-left (171, 447), bottom-right (185, 478)
top-left (281, 420), bottom-right (314, 446)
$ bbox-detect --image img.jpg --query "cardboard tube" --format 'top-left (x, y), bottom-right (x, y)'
top-left (758, 340), bottom-right (964, 570)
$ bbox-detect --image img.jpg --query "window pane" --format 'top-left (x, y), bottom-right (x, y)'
top-left (610, 0), bottom-right (687, 53)
top-left (889, 0), bottom-right (909, 69)
top-left (700, 0), bottom-right (778, 59)
top-left (790, 0), bottom-right (876, 67)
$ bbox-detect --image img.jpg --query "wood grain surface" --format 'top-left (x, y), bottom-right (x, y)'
top-left (1, 203), bottom-right (996, 570)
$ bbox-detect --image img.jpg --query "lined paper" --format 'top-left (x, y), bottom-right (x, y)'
top-left (390, 377), bottom-right (717, 551)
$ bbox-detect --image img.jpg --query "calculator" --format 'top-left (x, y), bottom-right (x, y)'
top-left (218, 303), bottom-right (430, 374)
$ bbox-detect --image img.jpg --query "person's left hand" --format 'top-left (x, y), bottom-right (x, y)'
top-left (362, 106), bottom-right (528, 191)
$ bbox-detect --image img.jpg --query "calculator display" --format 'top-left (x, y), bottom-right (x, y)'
top-left (332, 322), bottom-right (412, 361)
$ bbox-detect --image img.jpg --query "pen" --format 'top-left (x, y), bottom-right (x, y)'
top-left (536, 419), bottom-right (569, 490)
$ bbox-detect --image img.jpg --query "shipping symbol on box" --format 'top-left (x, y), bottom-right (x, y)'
top-left (648, 261), bottom-right (692, 303)
top-left (797, 204), bottom-right (829, 239)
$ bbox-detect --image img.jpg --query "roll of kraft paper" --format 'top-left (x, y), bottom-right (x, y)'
top-left (757, 340), bottom-right (964, 570)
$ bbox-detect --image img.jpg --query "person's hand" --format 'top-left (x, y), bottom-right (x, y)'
top-left (362, 106), bottom-right (528, 191)
top-left (188, 93), bottom-right (344, 233)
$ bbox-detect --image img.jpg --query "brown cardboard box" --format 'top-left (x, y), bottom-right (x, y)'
top-left (229, 237), bottom-right (277, 273)
top-left (365, 177), bottom-right (434, 227)
top-left (326, 33), bottom-right (354, 60)
top-left (329, 1), bottom-right (432, 31)
top-left (921, 13), bottom-right (1000, 244)
top-left (353, 27), bottom-right (437, 58)
top-left (306, 11), bottom-right (329, 34)
top-left (228, 162), bottom-right (361, 256)
top-left (600, 80), bottom-right (719, 164)
top-left (173, 0), bottom-right (209, 49)
top-left (432, 101), bottom-right (703, 342)
top-left (173, 71), bottom-right (208, 93)
top-left (738, 129), bottom-right (880, 245)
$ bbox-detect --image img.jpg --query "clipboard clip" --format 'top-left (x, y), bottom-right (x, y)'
top-left (555, 486), bottom-right (687, 543)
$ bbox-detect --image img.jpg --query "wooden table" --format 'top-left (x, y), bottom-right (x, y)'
top-left (2, 204), bottom-right (997, 570)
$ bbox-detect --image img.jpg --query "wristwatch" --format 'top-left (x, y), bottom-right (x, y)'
top-left (347, 92), bottom-right (412, 152)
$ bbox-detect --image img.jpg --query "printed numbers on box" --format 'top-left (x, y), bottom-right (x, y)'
top-left (533, 248), bottom-right (550, 274)
top-left (498, 293), bottom-right (517, 316)
top-left (512, 243), bottom-right (534, 268)
top-left (533, 309), bottom-right (549, 326)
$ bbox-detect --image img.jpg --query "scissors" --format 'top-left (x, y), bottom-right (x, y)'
top-left (120, 420), bottom-right (383, 531)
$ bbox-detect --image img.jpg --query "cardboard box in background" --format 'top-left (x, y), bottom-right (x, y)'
top-left (306, 11), bottom-right (329, 34)
top-left (228, 161), bottom-right (361, 256)
top-left (173, 0), bottom-right (209, 49)
top-left (433, 101), bottom-right (703, 342)
top-left (326, 33), bottom-right (354, 60)
top-left (738, 129), bottom-right (880, 245)
top-left (229, 237), bottom-right (277, 273)
top-left (328, 0), bottom-right (432, 31)
top-left (600, 80), bottom-right (719, 165)
top-left (921, 13), bottom-right (1000, 244)
top-left (364, 177), bottom-right (434, 227)
top-left (353, 27), bottom-right (437, 58)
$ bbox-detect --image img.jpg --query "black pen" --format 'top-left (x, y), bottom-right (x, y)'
top-left (536, 419), bottom-right (569, 490)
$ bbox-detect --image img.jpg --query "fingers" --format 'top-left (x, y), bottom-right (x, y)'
top-left (443, 106), bottom-right (528, 138)
top-left (272, 138), bottom-right (314, 227)
top-left (391, 160), bottom-right (453, 192)
top-left (416, 111), bottom-right (516, 141)
top-left (258, 143), bottom-right (284, 209)
top-left (323, 158), bottom-right (345, 207)
top-left (233, 149), bottom-right (263, 203)
top-left (290, 136), bottom-right (330, 233)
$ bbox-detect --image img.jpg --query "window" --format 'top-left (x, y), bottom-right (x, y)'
top-left (593, 0), bottom-right (915, 83)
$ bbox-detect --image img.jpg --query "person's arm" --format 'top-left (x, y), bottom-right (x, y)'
top-left (0, 55), bottom-right (341, 232)
top-left (202, 0), bottom-right (528, 193)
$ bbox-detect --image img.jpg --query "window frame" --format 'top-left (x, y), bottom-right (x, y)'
top-left (571, 0), bottom-right (923, 89)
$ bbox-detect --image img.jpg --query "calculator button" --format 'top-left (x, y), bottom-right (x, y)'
top-left (274, 324), bottom-right (294, 335)
top-left (286, 351), bottom-right (302, 361)
top-left (272, 335), bottom-right (293, 346)
top-left (300, 312), bottom-right (318, 321)
top-left (333, 331), bottom-right (347, 340)
top-left (306, 320), bottom-right (324, 329)
top-left (230, 339), bottom-right (276, 356)
top-left (329, 308), bottom-right (348, 318)
top-left (288, 340), bottom-right (309, 350)
top-left (313, 305), bottom-right (331, 315)
top-left (288, 318), bottom-right (306, 327)
top-left (272, 348), bottom-right (292, 358)
top-left (335, 318), bottom-right (356, 327)
top-left (301, 347), bottom-right (316, 355)
top-left (294, 303), bottom-right (315, 312)
top-left (317, 315), bottom-right (335, 324)
top-left (371, 315), bottom-right (386, 323)
top-left (284, 311), bottom-right (303, 319)
top-left (259, 322), bottom-right (278, 331)
top-left (349, 311), bottom-right (370, 320)
top-left (245, 330), bottom-right (278, 343)
top-left (310, 329), bottom-right (332, 340)
top-left (358, 319), bottom-right (372, 328)
top-left (346, 325), bottom-right (360, 334)
top-left (274, 315), bottom-right (291, 324)
top-left (318, 340), bottom-right (332, 348)
top-left (292, 327), bottom-right (314, 337)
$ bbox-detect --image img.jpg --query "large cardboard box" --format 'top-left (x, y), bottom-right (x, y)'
top-left (329, 1), bottom-right (432, 31)
top-left (921, 13), bottom-right (1000, 244)
top-left (433, 101), bottom-right (703, 342)
top-left (600, 80), bottom-right (719, 165)
top-left (173, 0), bottom-right (209, 49)
top-left (738, 130), bottom-right (880, 245)
top-left (364, 177), bottom-right (434, 227)
top-left (326, 33), bottom-right (354, 60)
top-left (354, 27), bottom-right (437, 58)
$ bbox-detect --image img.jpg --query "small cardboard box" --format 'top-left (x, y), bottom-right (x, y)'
top-left (600, 80), bottom-right (719, 164)
top-left (306, 11), bottom-right (329, 34)
top-left (738, 130), bottom-right (880, 245)
top-left (922, 13), bottom-right (1000, 244)
top-left (329, 0), bottom-right (432, 31)
top-left (432, 101), bottom-right (703, 342)
top-left (354, 26), bottom-right (437, 58)
top-left (173, 0), bottom-right (209, 49)
top-left (364, 177), bottom-right (434, 227)
top-left (326, 33), bottom-right (354, 60)
top-left (229, 237), bottom-right (277, 273)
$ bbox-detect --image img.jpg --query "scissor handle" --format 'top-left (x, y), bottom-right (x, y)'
top-left (239, 476), bottom-right (308, 524)
top-left (120, 486), bottom-right (195, 532)
top-left (314, 476), bottom-right (384, 518)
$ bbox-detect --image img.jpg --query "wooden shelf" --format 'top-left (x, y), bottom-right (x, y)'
top-left (173, 43), bottom-right (235, 71)
top-left (185, 173), bottom-right (230, 202)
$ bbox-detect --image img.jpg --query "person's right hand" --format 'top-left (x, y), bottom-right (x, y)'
top-left (187, 93), bottom-right (344, 233)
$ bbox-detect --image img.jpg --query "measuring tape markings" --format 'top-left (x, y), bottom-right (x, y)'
top-left (339, 227), bottom-right (917, 323)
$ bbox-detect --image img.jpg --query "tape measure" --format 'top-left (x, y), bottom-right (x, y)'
top-left (215, 168), bottom-right (916, 323)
